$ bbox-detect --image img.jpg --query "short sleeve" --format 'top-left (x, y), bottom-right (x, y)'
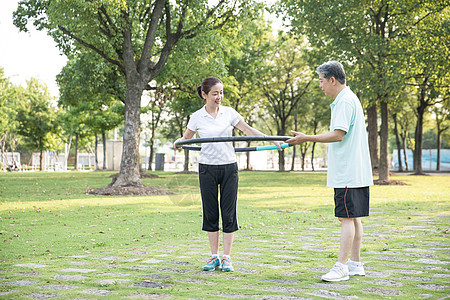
top-left (331, 100), bottom-right (354, 133)
top-left (229, 107), bottom-right (244, 127)
top-left (187, 114), bottom-right (198, 132)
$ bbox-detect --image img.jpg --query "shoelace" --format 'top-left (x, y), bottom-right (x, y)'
top-left (207, 257), bottom-right (219, 264)
top-left (331, 264), bottom-right (344, 272)
top-left (222, 257), bottom-right (231, 265)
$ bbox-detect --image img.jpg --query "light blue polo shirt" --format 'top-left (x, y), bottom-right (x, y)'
top-left (327, 87), bottom-right (373, 188)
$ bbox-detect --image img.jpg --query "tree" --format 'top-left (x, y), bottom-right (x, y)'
top-left (395, 91), bottom-right (417, 171)
top-left (143, 87), bottom-right (171, 171)
top-left (56, 52), bottom-right (124, 170)
top-left (16, 78), bottom-right (56, 171)
top-left (433, 99), bottom-right (450, 171)
top-left (15, 0), bottom-right (255, 187)
top-left (301, 84), bottom-right (330, 171)
top-left (162, 93), bottom-right (203, 172)
top-left (279, 0), bottom-right (449, 181)
top-left (157, 24), bottom-right (232, 172)
top-left (390, 88), bottom-right (415, 172)
top-left (258, 35), bottom-right (313, 171)
top-left (402, 6), bottom-right (450, 174)
top-left (226, 15), bottom-right (275, 170)
top-left (0, 69), bottom-right (23, 171)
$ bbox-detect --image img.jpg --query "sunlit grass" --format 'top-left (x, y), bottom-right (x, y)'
top-left (0, 170), bottom-right (449, 299)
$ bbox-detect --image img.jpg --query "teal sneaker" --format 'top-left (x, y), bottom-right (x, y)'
top-left (221, 257), bottom-right (234, 272)
top-left (203, 256), bottom-right (221, 271)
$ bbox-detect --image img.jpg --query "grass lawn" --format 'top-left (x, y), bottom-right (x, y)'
top-left (0, 171), bottom-right (449, 299)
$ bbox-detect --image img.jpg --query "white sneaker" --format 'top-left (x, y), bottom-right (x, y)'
top-left (321, 262), bottom-right (349, 282)
top-left (347, 259), bottom-right (365, 276)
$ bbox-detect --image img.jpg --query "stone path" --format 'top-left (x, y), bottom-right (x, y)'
top-left (1, 224), bottom-right (449, 299)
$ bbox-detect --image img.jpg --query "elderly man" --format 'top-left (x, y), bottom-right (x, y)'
top-left (287, 61), bottom-right (373, 282)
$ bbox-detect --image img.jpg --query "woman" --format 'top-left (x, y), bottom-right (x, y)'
top-left (174, 77), bottom-right (280, 272)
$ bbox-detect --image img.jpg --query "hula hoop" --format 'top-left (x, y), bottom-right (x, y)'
top-left (175, 136), bottom-right (292, 152)
top-left (181, 143), bottom-right (291, 152)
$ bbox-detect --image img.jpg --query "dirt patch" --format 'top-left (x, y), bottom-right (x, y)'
top-left (374, 179), bottom-right (408, 185)
top-left (110, 173), bottom-right (161, 179)
top-left (87, 186), bottom-right (170, 196)
top-left (87, 172), bottom-right (170, 196)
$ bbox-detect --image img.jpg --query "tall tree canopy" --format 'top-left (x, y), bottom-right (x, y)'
top-left (14, 0), bottom-right (256, 187)
top-left (16, 78), bottom-right (57, 171)
top-left (279, 0), bottom-right (448, 181)
top-left (0, 69), bottom-right (23, 171)
top-left (258, 35), bottom-right (313, 171)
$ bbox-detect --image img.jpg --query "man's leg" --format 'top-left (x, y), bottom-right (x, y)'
top-left (338, 218), bottom-right (355, 264)
top-left (350, 218), bottom-right (363, 261)
top-left (322, 217), bottom-right (353, 281)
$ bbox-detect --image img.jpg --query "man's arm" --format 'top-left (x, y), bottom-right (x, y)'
top-left (286, 129), bottom-right (345, 145)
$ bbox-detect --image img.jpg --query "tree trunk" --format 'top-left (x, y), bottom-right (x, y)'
top-left (102, 132), bottom-right (107, 170)
top-left (183, 148), bottom-right (189, 172)
top-left (74, 133), bottom-right (79, 171)
top-left (379, 100), bottom-right (390, 181)
top-left (413, 100), bottom-right (426, 175)
top-left (113, 81), bottom-right (144, 187)
top-left (300, 147), bottom-right (306, 171)
top-left (437, 132), bottom-right (441, 171)
top-left (291, 110), bottom-right (298, 171)
top-left (94, 133), bottom-right (99, 170)
top-left (436, 122), bottom-right (441, 171)
top-left (311, 122), bottom-right (318, 171)
top-left (400, 131), bottom-right (409, 171)
top-left (148, 129), bottom-right (155, 171)
top-left (246, 141), bottom-right (251, 170)
top-left (366, 100), bottom-right (379, 172)
top-left (279, 151), bottom-right (285, 171)
top-left (39, 136), bottom-right (43, 171)
top-left (0, 139), bottom-right (4, 172)
top-left (392, 113), bottom-right (403, 171)
top-left (148, 143), bottom-right (154, 171)
top-left (278, 127), bottom-right (286, 171)
top-left (65, 133), bottom-right (73, 172)
top-left (300, 143), bottom-right (309, 171)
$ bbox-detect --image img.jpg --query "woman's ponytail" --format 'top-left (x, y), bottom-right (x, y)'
top-left (197, 86), bottom-right (203, 99)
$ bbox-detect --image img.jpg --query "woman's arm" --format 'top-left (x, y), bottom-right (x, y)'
top-left (173, 129), bottom-right (196, 150)
top-left (235, 120), bottom-right (282, 150)
top-left (234, 120), bottom-right (265, 136)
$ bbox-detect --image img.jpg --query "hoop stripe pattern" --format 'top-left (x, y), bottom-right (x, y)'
top-left (175, 136), bottom-right (293, 152)
top-left (181, 143), bottom-right (291, 152)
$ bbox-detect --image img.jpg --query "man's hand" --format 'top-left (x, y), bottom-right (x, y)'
top-left (286, 130), bottom-right (309, 145)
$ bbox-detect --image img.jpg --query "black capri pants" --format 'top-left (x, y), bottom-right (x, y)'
top-left (199, 162), bottom-right (239, 233)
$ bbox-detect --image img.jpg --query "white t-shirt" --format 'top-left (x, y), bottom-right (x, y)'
top-left (187, 105), bottom-right (243, 165)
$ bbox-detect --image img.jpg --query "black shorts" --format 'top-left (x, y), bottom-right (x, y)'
top-left (334, 187), bottom-right (369, 218)
top-left (199, 163), bottom-right (239, 233)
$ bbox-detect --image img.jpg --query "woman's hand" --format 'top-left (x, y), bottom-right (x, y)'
top-left (173, 138), bottom-right (183, 150)
top-left (174, 129), bottom-right (196, 150)
top-left (272, 141), bottom-right (283, 151)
